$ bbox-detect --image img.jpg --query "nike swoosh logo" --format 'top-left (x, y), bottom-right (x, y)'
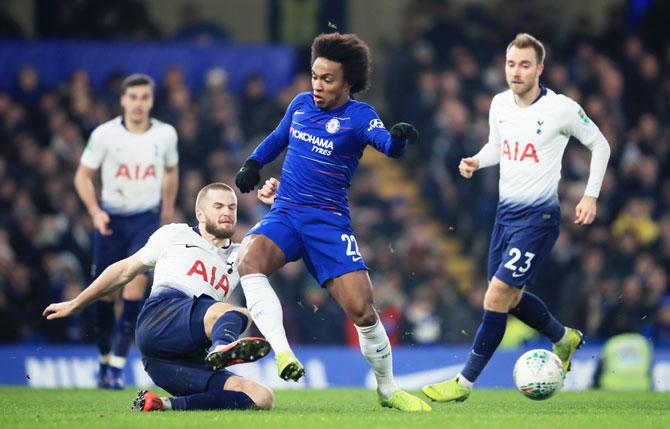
top-left (294, 111), bottom-right (305, 115)
top-left (498, 120), bottom-right (507, 123)
top-left (375, 344), bottom-right (388, 353)
top-left (185, 244), bottom-right (199, 249)
top-left (512, 272), bottom-right (525, 278)
top-left (352, 256), bottom-right (362, 262)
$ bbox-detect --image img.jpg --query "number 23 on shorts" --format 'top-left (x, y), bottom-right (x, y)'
top-left (341, 234), bottom-right (362, 262)
top-left (504, 247), bottom-right (535, 278)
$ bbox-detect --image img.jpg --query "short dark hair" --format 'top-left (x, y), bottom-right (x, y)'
top-left (121, 73), bottom-right (155, 94)
top-left (311, 32), bottom-right (371, 94)
top-left (507, 33), bottom-right (546, 65)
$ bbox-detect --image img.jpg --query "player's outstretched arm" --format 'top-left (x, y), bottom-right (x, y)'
top-left (257, 177), bottom-right (279, 205)
top-left (43, 254), bottom-right (149, 320)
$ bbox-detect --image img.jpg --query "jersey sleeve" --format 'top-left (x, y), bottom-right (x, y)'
top-left (137, 224), bottom-right (177, 267)
top-left (164, 125), bottom-right (179, 168)
top-left (563, 99), bottom-right (606, 147)
top-left (355, 104), bottom-right (406, 158)
top-left (80, 128), bottom-right (106, 169)
top-left (562, 99), bottom-right (611, 197)
top-left (474, 97), bottom-right (502, 168)
top-left (249, 94), bottom-right (303, 166)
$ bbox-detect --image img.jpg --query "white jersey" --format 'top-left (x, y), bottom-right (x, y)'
top-left (475, 87), bottom-right (610, 226)
top-left (80, 117), bottom-right (179, 215)
top-left (138, 224), bottom-right (240, 302)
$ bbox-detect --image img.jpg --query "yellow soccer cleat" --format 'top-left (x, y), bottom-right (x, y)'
top-left (379, 389), bottom-right (432, 412)
top-left (422, 377), bottom-right (472, 402)
top-left (275, 352), bottom-right (305, 381)
top-left (553, 327), bottom-right (584, 373)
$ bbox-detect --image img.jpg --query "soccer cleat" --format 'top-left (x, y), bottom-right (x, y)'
top-left (275, 352), bottom-right (305, 381)
top-left (205, 337), bottom-right (272, 370)
top-left (132, 390), bottom-right (164, 412)
top-left (97, 364), bottom-right (123, 389)
top-left (553, 327), bottom-right (584, 373)
top-left (422, 377), bottom-right (472, 402)
top-left (105, 366), bottom-right (125, 390)
top-left (105, 375), bottom-right (124, 390)
top-left (379, 390), bottom-right (432, 412)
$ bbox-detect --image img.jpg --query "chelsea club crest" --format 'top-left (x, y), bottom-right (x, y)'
top-left (325, 118), bottom-right (340, 134)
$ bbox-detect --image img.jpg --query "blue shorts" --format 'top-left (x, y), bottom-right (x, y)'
top-left (248, 205), bottom-right (368, 286)
top-left (487, 222), bottom-right (559, 288)
top-left (135, 287), bottom-right (233, 396)
top-left (92, 208), bottom-right (160, 277)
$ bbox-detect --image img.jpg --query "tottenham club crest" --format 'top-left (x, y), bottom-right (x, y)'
top-left (325, 118), bottom-right (340, 134)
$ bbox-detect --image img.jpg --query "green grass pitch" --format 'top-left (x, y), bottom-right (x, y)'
top-left (2, 387), bottom-right (668, 429)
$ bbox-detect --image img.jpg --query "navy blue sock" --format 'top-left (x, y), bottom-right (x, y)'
top-left (461, 310), bottom-right (508, 383)
top-left (111, 299), bottom-right (141, 357)
top-left (210, 311), bottom-right (248, 349)
top-left (95, 301), bottom-right (115, 356)
top-left (170, 390), bottom-right (255, 410)
top-left (509, 292), bottom-right (565, 343)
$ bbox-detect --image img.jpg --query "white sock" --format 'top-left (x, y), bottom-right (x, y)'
top-left (240, 274), bottom-right (292, 354)
top-left (99, 353), bottom-right (110, 365)
top-left (356, 318), bottom-right (398, 400)
top-left (109, 355), bottom-right (126, 369)
top-left (555, 328), bottom-right (569, 346)
top-left (457, 373), bottom-right (474, 388)
top-left (161, 397), bottom-right (172, 410)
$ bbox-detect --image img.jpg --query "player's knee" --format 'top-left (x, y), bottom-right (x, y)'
top-left (237, 257), bottom-right (260, 277)
top-left (509, 290), bottom-right (524, 309)
top-left (226, 377), bottom-right (273, 410)
top-left (350, 305), bottom-right (377, 327)
top-left (251, 385), bottom-right (274, 410)
top-left (484, 279), bottom-right (520, 312)
top-left (230, 306), bottom-right (253, 329)
top-left (204, 303), bottom-right (238, 335)
top-left (483, 293), bottom-right (507, 312)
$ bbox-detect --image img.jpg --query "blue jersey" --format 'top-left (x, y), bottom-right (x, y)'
top-left (249, 92), bottom-right (407, 214)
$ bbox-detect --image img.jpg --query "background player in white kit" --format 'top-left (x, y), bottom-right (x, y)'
top-left (423, 33), bottom-right (611, 402)
top-left (73, 74), bottom-right (179, 389)
top-left (43, 183), bottom-right (274, 412)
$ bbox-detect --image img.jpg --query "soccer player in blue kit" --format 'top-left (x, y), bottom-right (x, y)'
top-left (422, 33), bottom-right (611, 402)
top-left (44, 183), bottom-right (274, 412)
top-left (234, 32), bottom-right (431, 412)
top-left (74, 74), bottom-right (179, 389)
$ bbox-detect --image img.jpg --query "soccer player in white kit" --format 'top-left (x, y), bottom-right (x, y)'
top-left (43, 183), bottom-right (274, 411)
top-left (73, 74), bottom-right (179, 389)
top-left (423, 33), bottom-right (611, 402)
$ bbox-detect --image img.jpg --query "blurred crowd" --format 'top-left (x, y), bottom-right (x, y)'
top-left (0, 1), bottom-right (669, 348)
top-left (382, 2), bottom-right (670, 346)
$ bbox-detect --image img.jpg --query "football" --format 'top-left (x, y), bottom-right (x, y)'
top-left (513, 349), bottom-right (565, 400)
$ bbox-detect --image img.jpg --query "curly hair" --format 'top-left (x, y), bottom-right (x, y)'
top-left (311, 32), bottom-right (371, 94)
